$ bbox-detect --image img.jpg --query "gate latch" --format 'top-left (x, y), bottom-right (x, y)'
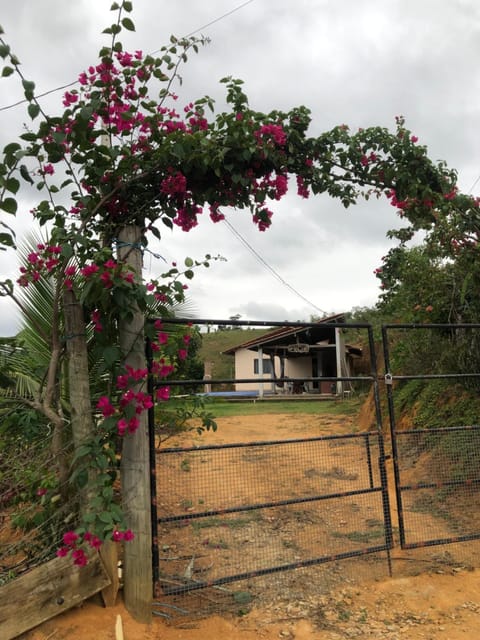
top-left (384, 373), bottom-right (393, 386)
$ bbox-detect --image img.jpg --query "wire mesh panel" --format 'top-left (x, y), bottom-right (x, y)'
top-left (156, 432), bottom-right (392, 594)
top-left (382, 324), bottom-right (480, 557)
top-left (394, 426), bottom-right (480, 548)
top-left (0, 432), bottom-right (77, 584)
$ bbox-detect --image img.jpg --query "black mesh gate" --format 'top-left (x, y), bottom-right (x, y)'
top-left (382, 323), bottom-right (480, 551)
top-left (150, 319), bottom-right (394, 596)
top-left (149, 320), bottom-right (480, 599)
top-left (156, 431), bottom-right (392, 595)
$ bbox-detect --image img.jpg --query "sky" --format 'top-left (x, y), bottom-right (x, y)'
top-left (1, 0), bottom-right (480, 334)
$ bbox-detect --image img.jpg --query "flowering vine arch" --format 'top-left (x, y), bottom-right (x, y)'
top-left (0, 0), bottom-right (476, 622)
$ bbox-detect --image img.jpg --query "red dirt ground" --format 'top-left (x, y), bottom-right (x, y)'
top-left (20, 412), bottom-right (480, 639)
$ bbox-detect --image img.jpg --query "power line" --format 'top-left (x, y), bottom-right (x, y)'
top-left (0, 0), bottom-right (255, 113)
top-left (222, 218), bottom-right (328, 317)
top-left (468, 174), bottom-right (480, 194)
top-left (184, 0), bottom-right (255, 38)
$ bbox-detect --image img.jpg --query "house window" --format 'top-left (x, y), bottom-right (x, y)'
top-left (253, 358), bottom-right (272, 374)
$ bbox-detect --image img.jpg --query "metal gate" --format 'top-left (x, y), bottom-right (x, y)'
top-left (150, 319), bottom-right (394, 596)
top-left (382, 323), bottom-right (480, 552)
top-left (150, 319), bottom-right (480, 597)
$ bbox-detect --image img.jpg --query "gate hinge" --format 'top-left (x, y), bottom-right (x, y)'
top-left (384, 373), bottom-right (393, 385)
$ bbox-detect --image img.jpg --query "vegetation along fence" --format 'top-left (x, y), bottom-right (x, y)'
top-left (0, 429), bottom-right (77, 585)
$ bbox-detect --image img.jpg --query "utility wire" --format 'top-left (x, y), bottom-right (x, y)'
top-left (0, 0), bottom-right (255, 113)
top-left (468, 174), bottom-right (480, 194)
top-left (222, 218), bottom-right (328, 317)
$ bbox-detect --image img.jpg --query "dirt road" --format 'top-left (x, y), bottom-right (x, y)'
top-left (23, 412), bottom-right (480, 639)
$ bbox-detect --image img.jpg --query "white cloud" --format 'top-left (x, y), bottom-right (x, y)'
top-left (1, 0), bottom-right (479, 334)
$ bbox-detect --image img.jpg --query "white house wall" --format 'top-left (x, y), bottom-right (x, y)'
top-left (232, 349), bottom-right (312, 392)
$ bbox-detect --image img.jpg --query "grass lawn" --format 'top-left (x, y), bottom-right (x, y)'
top-left (167, 396), bottom-right (364, 418)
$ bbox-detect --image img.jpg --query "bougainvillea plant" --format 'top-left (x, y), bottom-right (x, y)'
top-left (0, 0), bottom-right (478, 594)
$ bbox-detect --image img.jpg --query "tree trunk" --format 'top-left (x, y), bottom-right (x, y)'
top-left (63, 289), bottom-right (96, 517)
top-left (117, 226), bottom-right (152, 623)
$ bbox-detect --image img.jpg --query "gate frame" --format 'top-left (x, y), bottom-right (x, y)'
top-left (381, 322), bottom-right (480, 550)
top-left (148, 318), bottom-right (394, 593)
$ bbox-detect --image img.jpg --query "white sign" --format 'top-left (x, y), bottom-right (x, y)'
top-left (287, 343), bottom-right (310, 354)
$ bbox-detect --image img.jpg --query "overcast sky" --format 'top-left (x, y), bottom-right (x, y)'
top-left (1, 0), bottom-right (479, 334)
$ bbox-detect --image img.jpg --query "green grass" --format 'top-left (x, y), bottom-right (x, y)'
top-left (197, 396), bottom-right (364, 418)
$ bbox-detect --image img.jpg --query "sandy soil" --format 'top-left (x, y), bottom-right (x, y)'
top-left (20, 412), bottom-right (480, 639)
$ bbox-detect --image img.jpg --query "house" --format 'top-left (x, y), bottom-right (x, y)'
top-left (222, 313), bottom-right (361, 397)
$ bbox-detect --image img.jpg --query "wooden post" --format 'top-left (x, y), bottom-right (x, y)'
top-left (63, 289), bottom-right (94, 451)
top-left (117, 225), bottom-right (152, 623)
top-left (0, 552), bottom-right (110, 640)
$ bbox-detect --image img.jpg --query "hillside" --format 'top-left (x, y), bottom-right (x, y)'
top-left (198, 327), bottom-right (271, 382)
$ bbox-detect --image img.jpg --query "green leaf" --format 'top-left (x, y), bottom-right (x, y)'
top-left (150, 225), bottom-right (161, 240)
top-left (184, 270), bottom-right (194, 280)
top-left (0, 43), bottom-right (10, 58)
top-left (1, 66), bottom-right (13, 77)
top-left (19, 132), bottom-right (37, 142)
top-left (121, 17), bottom-right (135, 31)
top-left (22, 78), bottom-right (35, 94)
top-left (0, 197), bottom-right (17, 214)
top-left (122, 0), bottom-right (133, 11)
top-left (184, 257), bottom-right (194, 268)
top-left (74, 444), bottom-right (92, 459)
top-left (98, 511), bottom-right (114, 524)
top-left (0, 232), bottom-right (15, 247)
top-left (27, 103), bottom-right (40, 120)
top-left (19, 164), bottom-right (33, 184)
top-left (5, 177), bottom-right (19, 194)
top-left (110, 1), bottom-right (120, 8)
top-left (3, 142), bottom-right (21, 155)
top-left (61, 243), bottom-right (73, 259)
top-left (103, 345), bottom-right (121, 367)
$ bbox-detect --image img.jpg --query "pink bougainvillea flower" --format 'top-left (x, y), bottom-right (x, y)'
top-left (156, 387), bottom-right (170, 401)
top-left (117, 418), bottom-right (128, 436)
top-left (88, 535), bottom-right (102, 550)
top-left (80, 264), bottom-right (99, 277)
top-left (128, 416), bottom-right (140, 433)
top-left (42, 163), bottom-right (55, 175)
top-left (72, 548), bottom-right (88, 566)
top-left (91, 310), bottom-right (103, 332)
top-left (62, 91), bottom-right (78, 107)
top-left (97, 396), bottom-right (116, 417)
top-left (63, 531), bottom-right (79, 547)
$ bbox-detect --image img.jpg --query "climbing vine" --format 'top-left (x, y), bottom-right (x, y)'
top-left (0, 0), bottom-right (477, 568)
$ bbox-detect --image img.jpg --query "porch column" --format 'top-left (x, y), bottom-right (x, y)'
top-left (258, 347), bottom-right (264, 399)
top-left (335, 327), bottom-right (344, 397)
